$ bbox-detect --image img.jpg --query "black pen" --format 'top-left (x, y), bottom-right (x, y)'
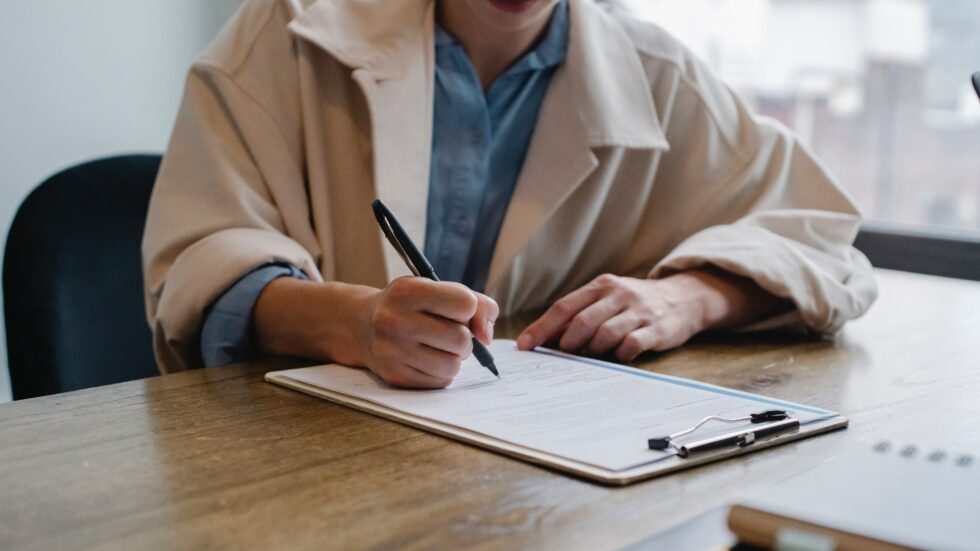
top-left (371, 199), bottom-right (500, 378)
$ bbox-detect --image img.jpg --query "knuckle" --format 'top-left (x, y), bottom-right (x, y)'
top-left (444, 324), bottom-right (471, 356)
top-left (649, 318), bottom-right (669, 334)
top-left (444, 281), bottom-right (468, 292)
top-left (594, 273), bottom-right (619, 288)
top-left (388, 277), bottom-right (409, 295)
top-left (372, 307), bottom-right (402, 338)
top-left (551, 300), bottom-right (574, 318)
top-left (457, 332), bottom-right (474, 357)
top-left (620, 284), bottom-right (642, 302)
top-left (444, 358), bottom-right (462, 378)
top-left (452, 324), bottom-right (470, 346)
top-left (636, 306), bottom-right (656, 324)
top-left (481, 295), bottom-right (500, 319)
top-left (570, 312), bottom-right (596, 333)
top-left (444, 283), bottom-right (479, 315)
top-left (386, 277), bottom-right (412, 298)
top-left (460, 292), bottom-right (480, 316)
top-left (379, 366), bottom-right (404, 387)
top-left (595, 324), bottom-right (618, 344)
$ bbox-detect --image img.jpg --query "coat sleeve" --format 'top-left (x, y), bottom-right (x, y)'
top-left (646, 54), bottom-right (877, 334)
top-left (142, 61), bottom-right (322, 373)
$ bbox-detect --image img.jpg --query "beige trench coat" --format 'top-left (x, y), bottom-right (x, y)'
top-left (143, 0), bottom-right (877, 373)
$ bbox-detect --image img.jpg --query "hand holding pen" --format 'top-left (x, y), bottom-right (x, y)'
top-left (363, 200), bottom-right (500, 388)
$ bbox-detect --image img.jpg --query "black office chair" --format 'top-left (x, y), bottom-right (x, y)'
top-left (854, 224), bottom-right (980, 282)
top-left (4, 155), bottom-right (162, 399)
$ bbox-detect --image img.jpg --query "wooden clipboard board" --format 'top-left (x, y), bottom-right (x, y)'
top-left (266, 370), bottom-right (847, 486)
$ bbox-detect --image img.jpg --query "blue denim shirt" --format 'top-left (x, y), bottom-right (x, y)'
top-left (425, 1), bottom-right (568, 290)
top-left (200, 1), bottom-right (569, 366)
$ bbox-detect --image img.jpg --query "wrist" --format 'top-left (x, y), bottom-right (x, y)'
top-left (665, 268), bottom-right (786, 331)
top-left (253, 278), bottom-right (380, 365)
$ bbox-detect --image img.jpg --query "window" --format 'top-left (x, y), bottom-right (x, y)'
top-left (625, 0), bottom-right (980, 237)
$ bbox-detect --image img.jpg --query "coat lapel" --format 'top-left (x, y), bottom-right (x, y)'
top-left (289, 0), bottom-right (670, 291)
top-left (290, 0), bottom-right (434, 282)
top-left (484, 72), bottom-right (599, 293)
top-left (485, 0), bottom-right (670, 292)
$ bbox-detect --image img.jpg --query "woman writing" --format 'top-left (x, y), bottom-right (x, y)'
top-left (143, 0), bottom-right (876, 387)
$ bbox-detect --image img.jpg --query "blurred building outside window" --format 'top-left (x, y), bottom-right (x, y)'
top-left (624, 0), bottom-right (980, 238)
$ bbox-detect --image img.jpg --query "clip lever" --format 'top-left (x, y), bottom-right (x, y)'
top-left (648, 410), bottom-right (797, 455)
top-left (675, 417), bottom-right (800, 457)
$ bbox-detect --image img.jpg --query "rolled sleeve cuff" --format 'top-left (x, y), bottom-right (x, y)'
top-left (200, 263), bottom-right (309, 367)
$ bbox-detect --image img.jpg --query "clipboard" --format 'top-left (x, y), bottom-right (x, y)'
top-left (266, 344), bottom-right (847, 486)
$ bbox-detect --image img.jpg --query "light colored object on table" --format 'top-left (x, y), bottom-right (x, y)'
top-left (728, 443), bottom-right (980, 551)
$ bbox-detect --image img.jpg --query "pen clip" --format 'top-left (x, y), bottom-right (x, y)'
top-left (372, 200), bottom-right (422, 277)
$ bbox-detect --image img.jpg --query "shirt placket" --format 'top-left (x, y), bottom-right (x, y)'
top-left (434, 46), bottom-right (492, 284)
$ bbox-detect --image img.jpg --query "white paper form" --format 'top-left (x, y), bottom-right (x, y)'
top-left (276, 340), bottom-right (837, 472)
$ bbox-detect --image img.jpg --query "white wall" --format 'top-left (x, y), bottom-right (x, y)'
top-left (0, 0), bottom-right (243, 402)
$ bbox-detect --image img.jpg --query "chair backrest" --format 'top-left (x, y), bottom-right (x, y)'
top-left (4, 155), bottom-right (162, 399)
top-left (855, 224), bottom-right (980, 282)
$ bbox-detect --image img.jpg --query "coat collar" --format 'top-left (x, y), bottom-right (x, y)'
top-left (565, 0), bottom-right (670, 149)
top-left (289, 0), bottom-right (668, 148)
top-left (288, 0), bottom-right (429, 80)
top-left (289, 0), bottom-right (670, 291)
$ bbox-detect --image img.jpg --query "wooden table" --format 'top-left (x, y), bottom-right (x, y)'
top-left (2, 269), bottom-right (980, 550)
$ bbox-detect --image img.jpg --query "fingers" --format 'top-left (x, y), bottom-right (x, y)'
top-left (613, 323), bottom-right (689, 362)
top-left (388, 277), bottom-right (479, 323)
top-left (585, 312), bottom-right (644, 356)
top-left (518, 274), bottom-right (705, 362)
top-left (469, 293), bottom-right (499, 345)
top-left (368, 278), bottom-right (496, 389)
top-left (370, 338), bottom-right (464, 388)
top-left (414, 314), bottom-right (474, 358)
top-left (517, 284), bottom-right (601, 350)
top-left (374, 307), bottom-right (473, 358)
top-left (615, 327), bottom-right (660, 363)
top-left (383, 278), bottom-right (495, 349)
top-left (376, 362), bottom-right (454, 389)
top-left (557, 297), bottom-right (624, 352)
top-left (408, 343), bottom-right (465, 379)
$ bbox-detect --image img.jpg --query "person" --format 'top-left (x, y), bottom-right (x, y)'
top-left (142, 0), bottom-right (877, 388)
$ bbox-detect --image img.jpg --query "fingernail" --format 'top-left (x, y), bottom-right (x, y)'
top-left (486, 319), bottom-right (494, 342)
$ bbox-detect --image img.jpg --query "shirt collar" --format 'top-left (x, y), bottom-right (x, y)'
top-left (434, 0), bottom-right (569, 75)
top-left (289, 0), bottom-right (667, 149)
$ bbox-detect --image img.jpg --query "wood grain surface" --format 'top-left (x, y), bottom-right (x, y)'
top-left (2, 269), bottom-right (979, 550)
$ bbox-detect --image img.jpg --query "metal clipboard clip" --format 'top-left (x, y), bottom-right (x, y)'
top-left (647, 410), bottom-right (801, 458)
